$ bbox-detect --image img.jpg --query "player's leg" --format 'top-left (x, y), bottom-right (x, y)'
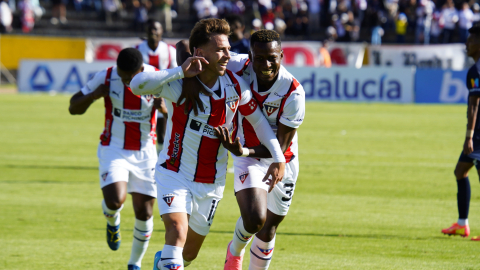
top-left (182, 226), bottom-right (206, 266)
top-left (470, 161), bottom-right (480, 241)
top-left (128, 192), bottom-right (155, 269)
top-left (442, 151), bottom-right (474, 237)
top-left (102, 181), bottom-right (128, 250)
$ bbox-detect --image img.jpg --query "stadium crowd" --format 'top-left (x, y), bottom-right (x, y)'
top-left (0, 0), bottom-right (478, 42)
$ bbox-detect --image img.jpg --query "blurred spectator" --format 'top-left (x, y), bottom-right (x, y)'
top-left (307, 0), bottom-right (321, 35)
top-left (430, 9), bottom-right (442, 43)
top-left (154, 0), bottom-right (173, 33)
top-left (225, 14), bottom-right (249, 54)
top-left (473, 3), bottom-right (480, 22)
top-left (132, 0), bottom-right (148, 31)
top-left (441, 0), bottom-right (458, 43)
top-left (458, 2), bottom-right (473, 43)
top-left (318, 40), bottom-right (332, 67)
top-left (18, 0), bottom-right (34, 32)
top-left (194, 0), bottom-right (217, 19)
top-left (50, 0), bottom-right (67, 24)
top-left (216, 0), bottom-right (244, 17)
top-left (103, 0), bottom-right (120, 25)
top-left (371, 20), bottom-right (384, 44)
top-left (415, 0), bottom-right (434, 44)
top-left (355, 0), bottom-right (367, 27)
top-left (396, 12), bottom-right (408, 43)
top-left (0, 0), bottom-right (12, 33)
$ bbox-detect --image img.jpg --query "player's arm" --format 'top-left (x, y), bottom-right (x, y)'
top-left (131, 54), bottom-right (208, 96)
top-left (176, 40), bottom-right (209, 116)
top-left (248, 123), bottom-right (297, 158)
top-left (153, 97), bottom-right (168, 116)
top-left (69, 85), bottom-right (109, 115)
top-left (464, 95), bottom-right (480, 154)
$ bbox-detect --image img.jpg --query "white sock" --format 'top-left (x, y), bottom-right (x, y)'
top-left (249, 235), bottom-right (275, 270)
top-left (102, 200), bottom-right (123, 226)
top-left (183, 259), bottom-right (192, 267)
top-left (230, 216), bottom-right (255, 256)
top-left (128, 217), bottom-right (153, 267)
top-left (158, 245), bottom-right (183, 270)
top-left (458, 219), bottom-right (468, 226)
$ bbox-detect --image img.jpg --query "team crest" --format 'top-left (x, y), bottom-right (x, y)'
top-left (144, 94), bottom-right (153, 102)
top-left (163, 263), bottom-right (182, 269)
top-left (101, 172), bottom-right (108, 181)
top-left (257, 246), bottom-right (274, 256)
top-left (163, 194), bottom-right (175, 207)
top-left (226, 98), bottom-right (239, 112)
top-left (264, 104), bottom-right (279, 116)
top-left (239, 172), bottom-right (249, 184)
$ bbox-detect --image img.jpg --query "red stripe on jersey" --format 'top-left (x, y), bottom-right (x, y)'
top-left (194, 95), bottom-right (226, 183)
top-left (123, 85), bottom-right (142, 110)
top-left (276, 78), bottom-right (299, 163)
top-left (251, 86), bottom-right (269, 109)
top-left (235, 59), bottom-right (250, 76)
top-left (150, 106), bottom-right (157, 145)
top-left (284, 141), bottom-right (294, 163)
top-left (241, 117), bottom-right (260, 148)
top-left (149, 54), bottom-right (160, 69)
top-left (124, 122), bottom-right (142, 150)
top-left (165, 102), bottom-right (191, 172)
top-left (100, 67), bottom-right (114, 146)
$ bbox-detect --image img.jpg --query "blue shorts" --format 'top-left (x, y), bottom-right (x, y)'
top-left (458, 139), bottom-right (480, 167)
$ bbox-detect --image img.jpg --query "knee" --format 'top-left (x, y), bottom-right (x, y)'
top-left (134, 208), bottom-right (153, 221)
top-left (164, 220), bottom-right (188, 242)
top-left (104, 199), bottom-right (124, 210)
top-left (454, 169), bottom-right (468, 180)
top-left (243, 213), bottom-right (266, 234)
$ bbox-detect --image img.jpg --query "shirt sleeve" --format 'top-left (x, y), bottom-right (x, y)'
top-left (227, 53), bottom-right (250, 74)
top-left (279, 91), bottom-right (306, 129)
top-left (130, 66), bottom-right (184, 97)
top-left (169, 46), bottom-right (178, 68)
top-left (81, 69), bottom-right (106, 95)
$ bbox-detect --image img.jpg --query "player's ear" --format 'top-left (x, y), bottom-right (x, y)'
top-left (141, 66), bottom-right (144, 72)
top-left (280, 50), bottom-right (284, 60)
top-left (248, 51), bottom-right (252, 61)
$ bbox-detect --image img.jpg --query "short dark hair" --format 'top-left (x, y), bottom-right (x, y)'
top-left (117, 48), bottom-right (143, 72)
top-left (189, 18), bottom-right (230, 52)
top-left (225, 14), bottom-right (244, 27)
top-left (250, 30), bottom-right (281, 49)
top-left (469, 22), bottom-right (480, 35)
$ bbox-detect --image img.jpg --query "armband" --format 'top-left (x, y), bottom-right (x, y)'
top-left (467, 129), bottom-right (474, 138)
top-left (240, 148), bottom-right (249, 157)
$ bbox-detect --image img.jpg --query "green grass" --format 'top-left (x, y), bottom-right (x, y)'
top-left (1, 94), bottom-right (480, 269)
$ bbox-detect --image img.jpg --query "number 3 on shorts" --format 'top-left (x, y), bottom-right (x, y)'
top-left (207, 199), bottom-right (219, 226)
top-left (282, 183), bottom-right (295, 202)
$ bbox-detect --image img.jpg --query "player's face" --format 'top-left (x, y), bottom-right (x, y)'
top-left (117, 66), bottom-right (144, 86)
top-left (147, 22), bottom-right (163, 44)
top-left (197, 34), bottom-right (231, 76)
top-left (249, 41), bottom-right (283, 84)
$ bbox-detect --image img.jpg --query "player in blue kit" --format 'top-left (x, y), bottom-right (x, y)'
top-left (442, 22), bottom-right (480, 241)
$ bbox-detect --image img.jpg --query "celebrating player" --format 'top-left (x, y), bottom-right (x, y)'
top-left (69, 48), bottom-right (159, 270)
top-left (442, 23), bottom-right (480, 240)
top-left (135, 19), bottom-right (177, 152)
top-left (130, 19), bottom-right (286, 270)
top-left (177, 30), bottom-right (305, 270)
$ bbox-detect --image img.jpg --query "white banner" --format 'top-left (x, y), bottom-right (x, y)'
top-left (287, 66), bottom-right (415, 103)
top-left (367, 44), bottom-right (467, 70)
top-left (18, 60), bottom-right (115, 93)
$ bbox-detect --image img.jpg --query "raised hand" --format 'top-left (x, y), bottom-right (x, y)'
top-left (263, 162), bottom-right (286, 193)
top-left (181, 48), bottom-right (209, 78)
top-left (214, 126), bottom-right (243, 156)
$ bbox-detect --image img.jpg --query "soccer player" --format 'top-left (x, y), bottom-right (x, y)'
top-left (177, 30), bottom-right (305, 270)
top-left (69, 48), bottom-right (159, 270)
top-left (135, 19), bottom-right (177, 152)
top-left (442, 23), bottom-right (480, 241)
top-left (130, 18), bottom-right (286, 270)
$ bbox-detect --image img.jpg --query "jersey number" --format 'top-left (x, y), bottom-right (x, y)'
top-left (282, 183), bottom-right (295, 202)
top-left (207, 199), bottom-right (219, 226)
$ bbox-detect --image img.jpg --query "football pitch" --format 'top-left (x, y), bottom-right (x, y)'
top-left (1, 94), bottom-right (480, 269)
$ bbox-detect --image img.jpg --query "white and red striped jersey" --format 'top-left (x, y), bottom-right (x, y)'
top-left (228, 54), bottom-right (306, 164)
top-left (135, 40), bottom-right (177, 70)
top-left (81, 64), bottom-right (158, 151)
top-left (131, 67), bottom-right (285, 184)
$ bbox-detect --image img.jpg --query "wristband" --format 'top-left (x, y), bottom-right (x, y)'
top-left (240, 148), bottom-right (249, 157)
top-left (467, 129), bottom-right (474, 138)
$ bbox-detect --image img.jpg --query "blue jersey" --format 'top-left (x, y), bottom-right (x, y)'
top-left (467, 62), bottom-right (480, 139)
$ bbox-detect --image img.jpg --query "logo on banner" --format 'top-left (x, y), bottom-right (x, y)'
top-left (30, 65), bottom-right (54, 91)
top-left (239, 172), bottom-right (249, 184)
top-left (264, 104), bottom-right (279, 116)
top-left (163, 194), bottom-right (175, 207)
top-left (257, 246), bottom-right (274, 256)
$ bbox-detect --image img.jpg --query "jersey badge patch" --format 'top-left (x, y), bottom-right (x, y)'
top-left (144, 94), bottom-right (153, 102)
top-left (472, 78), bottom-right (479, 88)
top-left (101, 172), bottom-right (108, 181)
top-left (256, 246), bottom-right (274, 256)
top-left (239, 172), bottom-right (249, 184)
top-left (226, 96), bottom-right (239, 112)
top-left (163, 194), bottom-right (175, 207)
top-left (237, 229), bottom-right (253, 241)
top-left (264, 104), bottom-right (279, 116)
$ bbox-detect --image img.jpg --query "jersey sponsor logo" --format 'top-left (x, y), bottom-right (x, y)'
top-left (163, 263), bottom-right (182, 269)
top-left (273, 92), bottom-right (286, 98)
top-left (256, 246), bottom-right (274, 256)
top-left (114, 108), bottom-right (122, 117)
top-left (162, 194), bottom-right (175, 207)
top-left (188, 119), bottom-right (217, 139)
top-left (226, 96), bottom-right (239, 112)
top-left (112, 108), bottom-right (151, 121)
top-left (101, 172), bottom-right (109, 181)
top-left (472, 78), bottom-right (479, 88)
top-left (239, 172), bottom-right (249, 184)
top-left (111, 90), bottom-right (120, 98)
top-left (170, 133), bottom-right (181, 165)
top-left (190, 119), bottom-right (202, 131)
top-left (264, 104), bottom-right (279, 116)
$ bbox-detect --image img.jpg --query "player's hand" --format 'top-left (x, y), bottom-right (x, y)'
top-left (263, 162), bottom-right (285, 193)
top-left (92, 84), bottom-right (109, 100)
top-left (154, 97), bottom-right (168, 114)
top-left (464, 137), bottom-right (474, 155)
top-left (177, 77), bottom-right (207, 116)
top-left (214, 126), bottom-right (243, 156)
top-left (181, 48), bottom-right (209, 78)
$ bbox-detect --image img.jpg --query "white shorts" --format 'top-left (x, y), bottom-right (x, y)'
top-left (98, 145), bottom-right (157, 198)
top-left (233, 157), bottom-right (299, 216)
top-left (156, 170), bottom-right (225, 236)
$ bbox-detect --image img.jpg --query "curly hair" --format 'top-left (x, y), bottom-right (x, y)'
top-left (250, 30), bottom-right (281, 48)
top-left (189, 18), bottom-right (230, 52)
